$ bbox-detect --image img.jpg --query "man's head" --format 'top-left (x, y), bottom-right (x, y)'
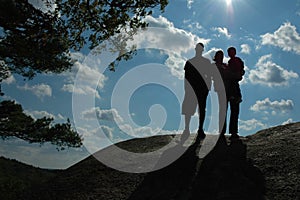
top-left (195, 42), bottom-right (204, 56)
top-left (227, 46), bottom-right (236, 58)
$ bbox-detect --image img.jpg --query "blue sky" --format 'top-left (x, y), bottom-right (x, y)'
top-left (1, 0), bottom-right (300, 169)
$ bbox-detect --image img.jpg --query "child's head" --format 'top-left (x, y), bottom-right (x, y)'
top-left (227, 47), bottom-right (236, 58)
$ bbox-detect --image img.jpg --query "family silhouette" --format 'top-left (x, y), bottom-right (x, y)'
top-left (182, 43), bottom-right (245, 141)
top-left (128, 44), bottom-right (263, 200)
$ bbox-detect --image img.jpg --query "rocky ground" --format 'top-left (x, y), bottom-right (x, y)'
top-left (1, 122), bottom-right (299, 200)
top-left (246, 122), bottom-right (300, 200)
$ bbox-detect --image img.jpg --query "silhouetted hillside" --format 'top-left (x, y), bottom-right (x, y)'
top-left (0, 156), bottom-right (58, 200)
top-left (1, 122), bottom-right (299, 200)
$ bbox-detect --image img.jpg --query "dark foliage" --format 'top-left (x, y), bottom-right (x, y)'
top-left (0, 100), bottom-right (82, 150)
top-left (0, 0), bottom-right (168, 148)
top-left (0, 0), bottom-right (72, 80)
top-left (0, 0), bottom-right (168, 83)
top-left (55, 0), bottom-right (168, 50)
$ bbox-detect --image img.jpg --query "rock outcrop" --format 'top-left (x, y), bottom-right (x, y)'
top-left (1, 122), bottom-right (300, 200)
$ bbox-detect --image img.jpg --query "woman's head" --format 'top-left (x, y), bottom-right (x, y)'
top-left (213, 50), bottom-right (224, 63)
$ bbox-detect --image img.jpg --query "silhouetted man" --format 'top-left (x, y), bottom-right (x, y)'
top-left (181, 43), bottom-right (212, 141)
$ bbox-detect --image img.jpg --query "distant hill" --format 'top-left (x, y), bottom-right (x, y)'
top-left (0, 122), bottom-right (299, 200)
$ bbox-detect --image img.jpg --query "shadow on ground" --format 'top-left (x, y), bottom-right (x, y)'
top-left (128, 135), bottom-right (266, 200)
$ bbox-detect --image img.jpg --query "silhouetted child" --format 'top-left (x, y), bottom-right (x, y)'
top-left (227, 47), bottom-right (245, 104)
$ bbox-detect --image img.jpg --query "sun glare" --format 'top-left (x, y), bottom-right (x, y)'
top-left (225, 0), bottom-right (232, 6)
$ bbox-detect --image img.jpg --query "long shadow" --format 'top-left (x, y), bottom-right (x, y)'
top-left (190, 135), bottom-right (266, 200)
top-left (127, 135), bottom-right (266, 200)
top-left (127, 135), bottom-right (202, 200)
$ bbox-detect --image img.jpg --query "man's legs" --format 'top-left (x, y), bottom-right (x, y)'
top-left (184, 115), bottom-right (192, 132)
top-left (181, 90), bottom-right (197, 141)
top-left (180, 114), bottom-right (192, 142)
top-left (198, 102), bottom-right (206, 133)
top-left (197, 90), bottom-right (208, 138)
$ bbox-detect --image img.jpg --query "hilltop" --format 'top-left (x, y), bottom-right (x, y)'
top-left (0, 122), bottom-right (299, 200)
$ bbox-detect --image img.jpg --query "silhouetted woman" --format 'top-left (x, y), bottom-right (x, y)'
top-left (213, 50), bottom-right (228, 135)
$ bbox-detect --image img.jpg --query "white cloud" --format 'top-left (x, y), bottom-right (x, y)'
top-left (250, 98), bottom-right (294, 114)
top-left (130, 16), bottom-right (210, 80)
top-left (0, 64), bottom-right (15, 84)
top-left (100, 125), bottom-right (114, 141)
top-left (73, 60), bottom-right (107, 89)
top-left (139, 16), bottom-right (210, 54)
top-left (261, 22), bottom-right (300, 54)
top-left (187, 0), bottom-right (194, 9)
top-left (82, 107), bottom-right (124, 123)
top-left (249, 54), bottom-right (298, 87)
top-left (145, 15), bottom-right (174, 29)
top-left (24, 110), bottom-right (65, 121)
top-left (241, 44), bottom-right (251, 54)
top-left (57, 114), bottom-right (65, 120)
top-left (61, 55), bottom-right (107, 99)
top-left (25, 110), bottom-right (55, 119)
top-left (212, 27), bottom-right (231, 39)
top-left (119, 124), bottom-right (159, 138)
top-left (61, 84), bottom-right (74, 93)
top-left (164, 52), bottom-right (186, 80)
top-left (183, 20), bottom-right (204, 33)
top-left (79, 120), bottom-right (179, 155)
top-left (2, 75), bottom-right (15, 84)
top-left (81, 107), bottom-right (179, 140)
top-left (61, 83), bottom-right (101, 99)
top-left (119, 124), bottom-right (179, 138)
top-left (282, 118), bottom-right (294, 125)
top-left (65, 16), bottom-right (209, 85)
top-left (18, 83), bottom-right (52, 99)
top-left (239, 119), bottom-right (267, 131)
top-left (28, 0), bottom-right (56, 12)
